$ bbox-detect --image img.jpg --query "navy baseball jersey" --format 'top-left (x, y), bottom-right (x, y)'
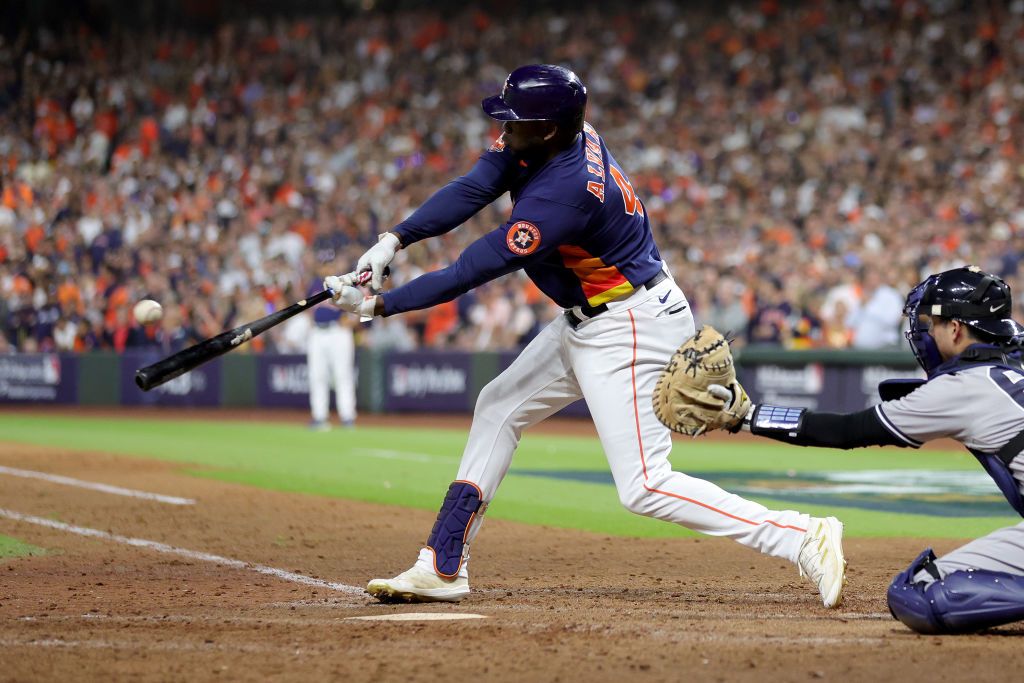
top-left (382, 123), bottom-right (663, 314)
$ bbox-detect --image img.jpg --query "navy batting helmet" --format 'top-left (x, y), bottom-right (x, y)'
top-left (905, 266), bottom-right (1024, 373)
top-left (481, 64), bottom-right (587, 133)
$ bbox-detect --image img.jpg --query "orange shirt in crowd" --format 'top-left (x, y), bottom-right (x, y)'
top-left (58, 281), bottom-right (83, 312)
top-left (24, 224), bottom-right (44, 252)
top-left (140, 117), bottom-right (160, 157)
top-left (424, 300), bottom-right (458, 346)
top-left (2, 182), bottom-right (33, 208)
top-left (291, 218), bottom-right (316, 245)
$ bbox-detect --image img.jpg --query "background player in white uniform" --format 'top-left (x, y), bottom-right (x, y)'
top-left (307, 258), bottom-right (356, 431)
top-left (325, 65), bottom-right (846, 607)
top-left (713, 266), bottom-right (1024, 633)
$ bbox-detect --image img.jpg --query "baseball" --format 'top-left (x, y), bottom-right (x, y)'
top-left (133, 299), bottom-right (163, 325)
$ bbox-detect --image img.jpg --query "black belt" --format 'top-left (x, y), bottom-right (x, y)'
top-left (564, 270), bottom-right (668, 329)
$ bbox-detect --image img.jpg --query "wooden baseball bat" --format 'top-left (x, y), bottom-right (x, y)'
top-left (135, 270), bottom-right (380, 391)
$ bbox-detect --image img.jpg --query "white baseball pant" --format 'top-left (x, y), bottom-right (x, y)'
top-left (456, 273), bottom-right (810, 562)
top-left (307, 323), bottom-right (356, 424)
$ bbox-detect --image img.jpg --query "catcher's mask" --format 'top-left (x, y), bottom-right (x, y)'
top-left (904, 266), bottom-right (1024, 376)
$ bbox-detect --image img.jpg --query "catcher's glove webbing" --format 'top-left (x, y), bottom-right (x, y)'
top-left (652, 325), bottom-right (751, 436)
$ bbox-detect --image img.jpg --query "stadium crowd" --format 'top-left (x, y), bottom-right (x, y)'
top-left (1, 0), bottom-right (1023, 355)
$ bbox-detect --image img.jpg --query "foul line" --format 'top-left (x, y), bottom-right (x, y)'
top-left (0, 508), bottom-right (365, 596)
top-left (0, 466), bottom-right (195, 506)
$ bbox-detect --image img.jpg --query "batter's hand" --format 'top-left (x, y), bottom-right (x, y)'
top-left (324, 277), bottom-right (377, 318)
top-left (356, 232), bottom-right (401, 292)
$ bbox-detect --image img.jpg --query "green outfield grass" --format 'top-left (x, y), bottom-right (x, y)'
top-left (0, 413), bottom-right (1018, 539)
top-left (0, 534), bottom-right (46, 559)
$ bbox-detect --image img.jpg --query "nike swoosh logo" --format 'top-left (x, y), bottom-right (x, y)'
top-left (991, 303), bottom-right (1006, 312)
top-left (658, 292), bottom-right (670, 304)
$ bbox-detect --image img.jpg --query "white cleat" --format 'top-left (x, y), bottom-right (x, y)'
top-left (366, 565), bottom-right (470, 604)
top-left (798, 516), bottom-right (847, 608)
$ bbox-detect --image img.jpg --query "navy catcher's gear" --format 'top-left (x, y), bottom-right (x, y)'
top-left (887, 548), bottom-right (943, 633)
top-left (426, 481), bottom-right (483, 578)
top-left (482, 64), bottom-right (587, 133)
top-left (877, 378), bottom-right (926, 402)
top-left (905, 266), bottom-right (1024, 375)
top-left (971, 442), bottom-right (1024, 517)
top-left (904, 277), bottom-right (947, 375)
top-left (887, 548), bottom-right (1024, 634)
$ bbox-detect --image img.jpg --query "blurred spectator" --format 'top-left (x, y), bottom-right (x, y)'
top-left (1, 1), bottom-right (1022, 355)
top-left (366, 317), bottom-right (417, 351)
top-left (822, 299), bottom-right (854, 350)
top-left (849, 266), bottom-right (906, 349)
top-left (701, 280), bottom-right (750, 341)
top-left (747, 281), bottom-right (793, 346)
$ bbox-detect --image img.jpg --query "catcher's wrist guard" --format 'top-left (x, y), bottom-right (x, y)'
top-left (748, 404), bottom-right (806, 438)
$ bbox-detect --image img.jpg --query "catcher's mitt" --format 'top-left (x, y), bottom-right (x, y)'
top-left (652, 325), bottom-right (751, 436)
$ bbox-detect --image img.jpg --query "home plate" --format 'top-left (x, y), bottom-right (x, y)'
top-left (347, 613), bottom-right (487, 622)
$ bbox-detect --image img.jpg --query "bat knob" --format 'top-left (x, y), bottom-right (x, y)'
top-left (135, 369), bottom-right (153, 391)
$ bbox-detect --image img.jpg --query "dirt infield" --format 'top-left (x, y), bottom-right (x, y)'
top-left (1, 437), bottom-right (1020, 681)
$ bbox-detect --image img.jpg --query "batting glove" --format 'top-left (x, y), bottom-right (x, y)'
top-left (324, 276), bottom-right (377, 319)
top-left (356, 232), bottom-right (401, 292)
top-left (329, 272), bottom-right (358, 288)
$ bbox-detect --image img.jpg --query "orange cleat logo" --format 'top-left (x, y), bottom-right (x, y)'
top-left (506, 221), bottom-right (541, 255)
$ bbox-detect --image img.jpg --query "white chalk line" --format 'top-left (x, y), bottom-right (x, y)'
top-left (351, 448), bottom-right (459, 464)
top-left (0, 508), bottom-right (365, 596)
top-left (0, 636), bottom-right (298, 655)
top-left (0, 465), bottom-right (195, 506)
top-left (19, 613), bottom-right (449, 626)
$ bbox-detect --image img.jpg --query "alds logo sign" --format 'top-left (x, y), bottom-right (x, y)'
top-left (506, 221), bottom-right (541, 255)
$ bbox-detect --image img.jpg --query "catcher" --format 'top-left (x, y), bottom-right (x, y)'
top-left (667, 266), bottom-right (1024, 634)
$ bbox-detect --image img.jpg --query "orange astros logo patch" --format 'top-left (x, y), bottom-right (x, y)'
top-left (506, 221), bottom-right (541, 255)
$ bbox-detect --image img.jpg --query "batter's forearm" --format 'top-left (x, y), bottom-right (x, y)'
top-left (380, 267), bottom-right (476, 315)
top-left (380, 238), bottom-right (516, 316)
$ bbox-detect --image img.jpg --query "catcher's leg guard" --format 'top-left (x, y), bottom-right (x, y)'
top-left (426, 481), bottom-right (484, 579)
top-left (887, 548), bottom-right (1024, 634)
top-left (887, 548), bottom-right (948, 634)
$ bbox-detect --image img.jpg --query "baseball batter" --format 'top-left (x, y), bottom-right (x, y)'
top-left (711, 266), bottom-right (1024, 633)
top-left (325, 65), bottom-right (846, 607)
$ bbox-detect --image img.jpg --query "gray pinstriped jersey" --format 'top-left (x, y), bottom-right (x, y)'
top-left (876, 365), bottom-right (1024, 495)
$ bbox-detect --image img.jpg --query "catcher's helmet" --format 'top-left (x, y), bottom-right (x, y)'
top-left (904, 265), bottom-right (1024, 373)
top-left (482, 64), bottom-right (587, 133)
